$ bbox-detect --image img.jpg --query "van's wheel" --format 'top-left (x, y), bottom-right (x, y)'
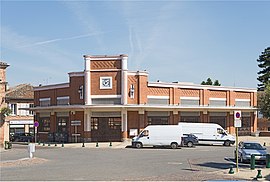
top-left (187, 141), bottom-right (193, 147)
top-left (135, 142), bottom-right (142, 149)
top-left (170, 142), bottom-right (178, 149)
top-left (224, 140), bottom-right (231, 146)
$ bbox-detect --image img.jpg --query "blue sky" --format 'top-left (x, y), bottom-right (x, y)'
top-left (1, 1), bottom-right (270, 88)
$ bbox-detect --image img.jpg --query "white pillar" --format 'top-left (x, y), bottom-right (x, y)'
top-left (84, 110), bottom-right (91, 132)
top-left (121, 109), bottom-right (128, 139)
top-left (121, 55), bottom-right (128, 105)
top-left (84, 56), bottom-right (91, 105)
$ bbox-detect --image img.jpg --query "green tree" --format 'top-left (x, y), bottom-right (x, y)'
top-left (257, 47), bottom-right (270, 91)
top-left (201, 78), bottom-right (221, 86)
top-left (0, 107), bottom-right (12, 122)
top-left (258, 83), bottom-right (270, 119)
top-left (213, 80), bottom-right (221, 86)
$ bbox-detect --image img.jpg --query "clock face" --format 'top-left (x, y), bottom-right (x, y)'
top-left (102, 79), bottom-right (110, 87)
top-left (100, 77), bottom-right (112, 89)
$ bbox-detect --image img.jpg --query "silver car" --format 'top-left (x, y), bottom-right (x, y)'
top-left (235, 141), bottom-right (268, 163)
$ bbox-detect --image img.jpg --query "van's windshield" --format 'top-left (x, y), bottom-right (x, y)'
top-left (139, 130), bottom-right (149, 137)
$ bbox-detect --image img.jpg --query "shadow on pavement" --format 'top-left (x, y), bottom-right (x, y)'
top-left (196, 162), bottom-right (232, 170)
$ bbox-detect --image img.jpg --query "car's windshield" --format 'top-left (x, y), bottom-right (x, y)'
top-left (243, 143), bottom-right (264, 150)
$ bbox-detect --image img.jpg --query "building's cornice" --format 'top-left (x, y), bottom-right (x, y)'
top-left (148, 82), bottom-right (257, 92)
top-left (83, 54), bottom-right (127, 61)
top-left (34, 83), bottom-right (69, 91)
top-left (68, 72), bottom-right (84, 77)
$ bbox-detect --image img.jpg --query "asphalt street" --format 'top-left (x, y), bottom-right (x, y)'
top-left (1, 144), bottom-right (269, 181)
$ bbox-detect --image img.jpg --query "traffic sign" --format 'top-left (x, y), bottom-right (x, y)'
top-left (34, 121), bottom-right (39, 127)
top-left (234, 111), bottom-right (241, 120)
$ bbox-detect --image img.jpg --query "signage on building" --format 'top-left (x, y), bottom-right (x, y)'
top-left (71, 120), bottom-right (81, 126)
top-left (10, 120), bottom-right (34, 125)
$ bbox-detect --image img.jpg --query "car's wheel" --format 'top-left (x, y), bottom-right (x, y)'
top-left (187, 141), bottom-right (193, 147)
top-left (135, 142), bottom-right (142, 149)
top-left (224, 140), bottom-right (231, 146)
top-left (170, 142), bottom-right (178, 149)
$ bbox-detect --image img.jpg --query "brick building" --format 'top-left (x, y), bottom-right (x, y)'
top-left (0, 61), bottom-right (10, 146)
top-left (33, 54), bottom-right (257, 143)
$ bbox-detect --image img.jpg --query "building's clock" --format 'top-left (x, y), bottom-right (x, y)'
top-left (100, 77), bottom-right (112, 89)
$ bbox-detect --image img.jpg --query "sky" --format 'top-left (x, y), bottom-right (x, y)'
top-left (1, 0), bottom-right (270, 89)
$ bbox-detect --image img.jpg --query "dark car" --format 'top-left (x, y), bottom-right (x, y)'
top-left (181, 134), bottom-right (199, 147)
top-left (10, 132), bottom-right (34, 142)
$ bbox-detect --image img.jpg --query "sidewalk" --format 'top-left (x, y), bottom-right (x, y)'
top-left (220, 167), bottom-right (270, 181)
top-left (238, 136), bottom-right (270, 146)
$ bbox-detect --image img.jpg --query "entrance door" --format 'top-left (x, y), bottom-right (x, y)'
top-left (91, 117), bottom-right (121, 142)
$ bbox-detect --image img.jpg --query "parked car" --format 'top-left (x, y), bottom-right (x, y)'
top-left (181, 134), bottom-right (199, 147)
top-left (235, 141), bottom-right (268, 163)
top-left (10, 132), bottom-right (34, 142)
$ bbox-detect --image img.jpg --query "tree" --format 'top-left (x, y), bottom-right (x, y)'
top-left (213, 80), bottom-right (221, 86)
top-left (258, 83), bottom-right (270, 119)
top-left (0, 107), bottom-right (12, 122)
top-left (257, 47), bottom-right (270, 91)
top-left (201, 78), bottom-right (221, 86)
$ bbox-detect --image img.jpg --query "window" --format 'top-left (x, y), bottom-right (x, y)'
top-left (180, 112), bottom-right (200, 122)
top-left (29, 104), bottom-right (34, 115)
top-left (147, 96), bottom-right (169, 105)
top-left (180, 97), bottom-right (199, 106)
top-left (108, 118), bottom-right (121, 129)
top-left (57, 96), bottom-right (69, 105)
top-left (57, 117), bottom-right (68, 133)
top-left (209, 98), bottom-right (226, 107)
top-left (10, 104), bottom-right (17, 115)
top-left (40, 98), bottom-right (50, 107)
top-left (235, 99), bottom-right (250, 107)
top-left (91, 118), bottom-right (98, 130)
top-left (39, 118), bottom-right (50, 132)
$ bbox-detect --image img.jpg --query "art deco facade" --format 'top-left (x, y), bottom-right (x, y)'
top-left (33, 55), bottom-right (257, 142)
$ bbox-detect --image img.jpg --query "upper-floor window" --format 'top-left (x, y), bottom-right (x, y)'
top-left (9, 103), bottom-right (17, 115)
top-left (235, 99), bottom-right (251, 107)
top-left (39, 98), bottom-right (51, 107)
top-left (57, 96), bottom-right (69, 105)
top-left (180, 97), bottom-right (199, 106)
top-left (209, 98), bottom-right (226, 107)
top-left (29, 104), bottom-right (34, 115)
top-left (147, 96), bottom-right (169, 105)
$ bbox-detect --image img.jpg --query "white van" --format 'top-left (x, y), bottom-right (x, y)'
top-left (178, 122), bottom-right (235, 146)
top-left (132, 125), bottom-right (183, 149)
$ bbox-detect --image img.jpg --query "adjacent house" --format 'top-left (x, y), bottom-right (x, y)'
top-left (33, 54), bottom-right (257, 143)
top-left (0, 61), bottom-right (10, 147)
top-left (5, 84), bottom-right (34, 135)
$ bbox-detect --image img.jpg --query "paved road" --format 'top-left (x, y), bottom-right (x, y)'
top-left (1, 144), bottom-right (269, 181)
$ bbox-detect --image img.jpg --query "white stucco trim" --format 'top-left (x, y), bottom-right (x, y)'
top-left (147, 95), bottom-right (169, 99)
top-left (91, 95), bottom-right (121, 98)
top-left (235, 99), bottom-right (251, 101)
top-left (34, 83), bottom-right (69, 91)
top-left (209, 98), bottom-right (226, 101)
top-left (180, 97), bottom-right (200, 100)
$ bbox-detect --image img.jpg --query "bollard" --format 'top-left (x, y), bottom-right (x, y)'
top-left (55, 143), bottom-right (57, 147)
top-left (250, 154), bottom-right (255, 170)
top-left (82, 141), bottom-right (85, 147)
top-left (48, 143), bottom-right (50, 147)
top-left (43, 142), bottom-right (45, 146)
top-left (4, 141), bottom-right (8, 150)
top-left (62, 143), bottom-right (64, 147)
top-left (256, 169), bottom-right (262, 179)
top-left (109, 142), bottom-right (112, 147)
top-left (38, 141), bottom-right (41, 145)
top-left (263, 142), bottom-right (266, 146)
top-left (228, 166), bottom-right (234, 174)
top-left (8, 142), bottom-right (12, 149)
top-left (96, 142), bottom-right (99, 147)
top-left (266, 154), bottom-right (270, 168)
